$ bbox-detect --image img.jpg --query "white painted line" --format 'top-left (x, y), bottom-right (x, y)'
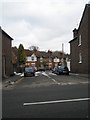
top-left (67, 82), bottom-right (78, 85)
top-left (52, 79), bottom-right (59, 84)
top-left (80, 82), bottom-right (88, 84)
top-left (23, 98), bottom-right (90, 106)
top-left (49, 72), bottom-right (57, 76)
top-left (42, 72), bottom-right (49, 77)
top-left (48, 76), bottom-right (51, 78)
top-left (41, 72), bottom-right (59, 84)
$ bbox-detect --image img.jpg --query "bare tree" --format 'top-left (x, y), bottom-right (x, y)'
top-left (29, 46), bottom-right (39, 51)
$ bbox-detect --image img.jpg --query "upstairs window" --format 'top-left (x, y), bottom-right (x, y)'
top-left (78, 34), bottom-right (81, 46)
top-left (31, 56), bottom-right (34, 61)
top-left (40, 57), bottom-right (43, 62)
top-left (79, 52), bottom-right (82, 63)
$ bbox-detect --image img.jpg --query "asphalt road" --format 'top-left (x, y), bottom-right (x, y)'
top-left (2, 71), bottom-right (89, 118)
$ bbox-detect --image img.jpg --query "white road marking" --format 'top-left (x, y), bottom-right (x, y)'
top-left (23, 98), bottom-right (90, 106)
top-left (42, 72), bottom-right (60, 85)
top-left (0, 83), bottom-right (2, 90)
top-left (80, 82), bottom-right (89, 84)
top-left (49, 72), bottom-right (57, 76)
top-left (52, 79), bottom-right (60, 84)
top-left (42, 72), bottom-right (48, 76)
top-left (40, 71), bottom-right (89, 86)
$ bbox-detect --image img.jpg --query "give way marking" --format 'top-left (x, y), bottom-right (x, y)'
top-left (23, 97), bottom-right (90, 106)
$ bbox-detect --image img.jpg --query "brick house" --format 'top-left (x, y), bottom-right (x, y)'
top-left (69, 4), bottom-right (90, 74)
top-left (25, 49), bottom-right (37, 69)
top-left (1, 27), bottom-right (14, 78)
top-left (25, 49), bottom-right (68, 70)
top-left (12, 47), bottom-right (69, 71)
top-left (52, 51), bottom-right (62, 67)
top-left (25, 49), bottom-right (48, 69)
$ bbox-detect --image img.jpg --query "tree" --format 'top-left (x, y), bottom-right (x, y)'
top-left (29, 45), bottom-right (39, 52)
top-left (17, 44), bottom-right (26, 65)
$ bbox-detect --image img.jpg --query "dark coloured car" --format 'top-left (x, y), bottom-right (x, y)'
top-left (24, 67), bottom-right (35, 77)
top-left (52, 66), bottom-right (69, 75)
top-left (52, 67), bottom-right (60, 75)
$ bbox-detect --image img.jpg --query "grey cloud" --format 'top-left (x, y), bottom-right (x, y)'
top-left (1, 0), bottom-right (89, 54)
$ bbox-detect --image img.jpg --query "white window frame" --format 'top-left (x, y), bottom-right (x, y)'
top-left (31, 56), bottom-right (34, 61)
top-left (78, 34), bottom-right (81, 46)
top-left (40, 57), bottom-right (43, 62)
top-left (79, 52), bottom-right (82, 64)
top-left (25, 63), bottom-right (30, 66)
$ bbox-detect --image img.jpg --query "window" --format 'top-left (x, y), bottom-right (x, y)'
top-left (27, 57), bottom-right (30, 61)
top-left (25, 63), bottom-right (30, 67)
top-left (32, 56), bottom-right (34, 61)
top-left (78, 34), bottom-right (81, 46)
top-left (79, 52), bottom-right (82, 63)
top-left (40, 57), bottom-right (43, 62)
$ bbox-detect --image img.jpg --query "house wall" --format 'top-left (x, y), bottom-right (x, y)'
top-left (70, 39), bottom-right (79, 73)
top-left (77, 5), bottom-right (88, 74)
top-left (70, 4), bottom-right (89, 74)
top-left (2, 31), bottom-right (13, 77)
top-left (88, 5), bottom-right (90, 75)
top-left (0, 27), bottom-right (2, 79)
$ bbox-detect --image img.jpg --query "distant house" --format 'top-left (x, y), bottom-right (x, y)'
top-left (25, 49), bottom-right (68, 70)
top-left (69, 4), bottom-right (90, 74)
top-left (1, 27), bottom-right (14, 78)
top-left (26, 53), bottom-right (37, 68)
top-left (25, 49), bottom-right (48, 69)
top-left (52, 51), bottom-right (62, 67)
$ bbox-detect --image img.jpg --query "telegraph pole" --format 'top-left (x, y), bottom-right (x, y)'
top-left (62, 43), bottom-right (64, 58)
top-left (61, 43), bottom-right (64, 66)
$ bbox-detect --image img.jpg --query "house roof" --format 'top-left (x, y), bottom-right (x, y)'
top-left (25, 49), bottom-right (63, 59)
top-left (78, 4), bottom-right (90, 31)
top-left (52, 51), bottom-right (62, 58)
top-left (69, 4), bottom-right (90, 44)
top-left (25, 49), bottom-right (33, 56)
top-left (69, 37), bottom-right (77, 43)
top-left (25, 49), bottom-right (48, 58)
top-left (1, 27), bottom-right (13, 40)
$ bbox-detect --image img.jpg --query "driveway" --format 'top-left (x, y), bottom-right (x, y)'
top-left (3, 71), bottom-right (89, 89)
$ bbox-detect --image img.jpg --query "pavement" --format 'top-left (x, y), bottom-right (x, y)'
top-left (2, 72), bottom-right (24, 88)
top-left (1, 72), bottom-right (89, 89)
top-left (69, 73), bottom-right (89, 78)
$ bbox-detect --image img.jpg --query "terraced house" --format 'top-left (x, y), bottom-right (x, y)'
top-left (25, 49), bottom-right (68, 70)
top-left (69, 4), bottom-right (90, 74)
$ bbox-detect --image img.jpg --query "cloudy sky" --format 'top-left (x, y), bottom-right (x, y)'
top-left (0, 0), bottom-right (89, 54)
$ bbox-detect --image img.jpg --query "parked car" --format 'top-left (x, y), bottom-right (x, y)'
top-left (52, 66), bottom-right (69, 75)
top-left (24, 67), bottom-right (35, 77)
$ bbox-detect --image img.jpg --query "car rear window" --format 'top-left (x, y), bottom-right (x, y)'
top-left (25, 68), bottom-right (33, 72)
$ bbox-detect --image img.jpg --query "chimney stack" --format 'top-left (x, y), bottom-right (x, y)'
top-left (73, 28), bottom-right (78, 38)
